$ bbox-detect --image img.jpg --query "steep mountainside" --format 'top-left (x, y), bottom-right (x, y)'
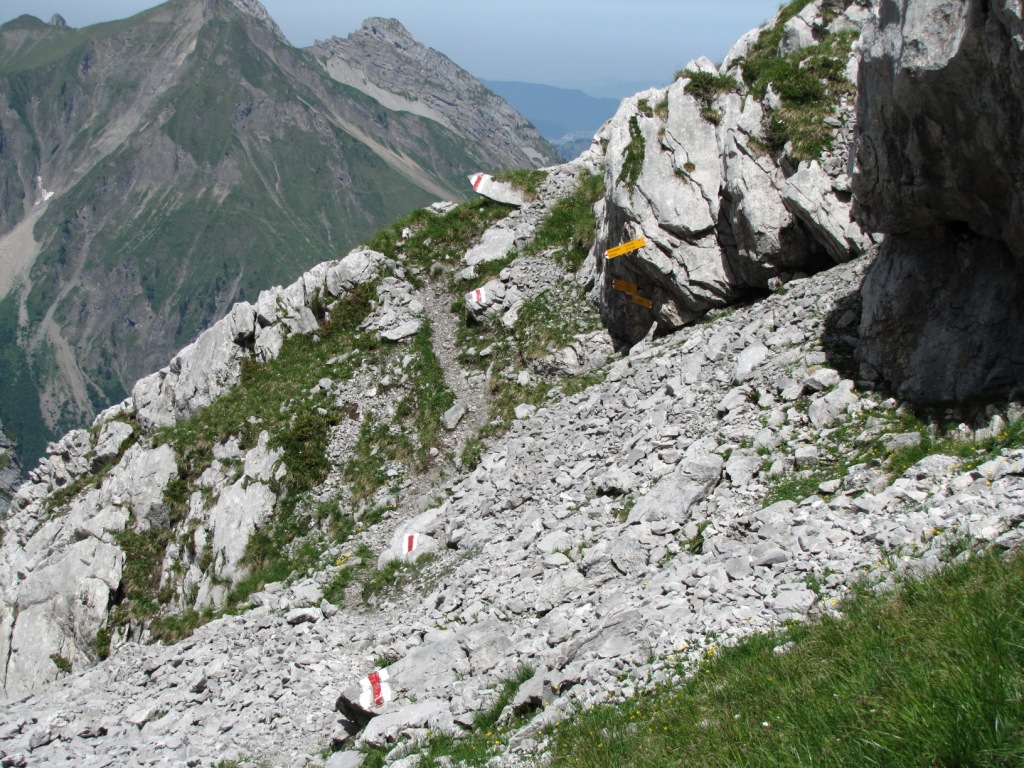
top-left (1, 1), bottom-right (1020, 766)
top-left (0, 0), bottom-right (556, 469)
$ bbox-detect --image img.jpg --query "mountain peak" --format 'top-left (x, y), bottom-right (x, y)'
top-left (358, 17), bottom-right (416, 47)
top-left (358, 17), bottom-right (409, 39)
top-left (311, 17), bottom-right (559, 168)
top-left (225, 0), bottom-right (288, 44)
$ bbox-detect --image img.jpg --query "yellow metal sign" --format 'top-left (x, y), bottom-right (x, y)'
top-left (605, 237), bottom-right (647, 259)
top-left (611, 276), bottom-right (653, 309)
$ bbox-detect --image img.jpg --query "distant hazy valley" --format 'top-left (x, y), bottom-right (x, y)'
top-left (482, 80), bottom-right (621, 160)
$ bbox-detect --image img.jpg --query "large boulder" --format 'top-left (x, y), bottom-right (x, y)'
top-left (2, 539), bottom-right (125, 697)
top-left (852, 0), bottom-right (1024, 401)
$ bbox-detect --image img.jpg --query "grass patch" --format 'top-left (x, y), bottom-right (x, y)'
top-left (148, 609), bottom-right (214, 645)
top-left (547, 546), bottom-right (1024, 767)
top-left (323, 544), bottom-right (376, 606)
top-left (513, 289), bottom-right (601, 361)
top-left (458, 284), bottom-right (602, 440)
top-left (365, 198), bottom-right (513, 280)
top-left (740, 9), bottom-right (858, 163)
top-left (523, 170), bottom-right (604, 272)
top-left (156, 282), bottom-right (378, 494)
top-left (654, 96), bottom-right (669, 120)
top-left (764, 403), bottom-right (1024, 507)
top-left (491, 169), bottom-right (548, 201)
top-left (126, 283), bottom-right (382, 626)
top-left (343, 321), bottom-right (454, 502)
top-left (111, 525), bottom-right (174, 621)
top-left (617, 116), bottom-right (646, 193)
top-left (94, 627), bottom-right (111, 661)
top-left (362, 552), bottom-right (438, 602)
top-left (461, 437), bottom-right (485, 470)
top-left (885, 413), bottom-right (1024, 479)
top-left (762, 467), bottom-right (832, 506)
top-left (454, 250), bottom-right (518, 290)
top-left (678, 70), bottom-right (740, 125)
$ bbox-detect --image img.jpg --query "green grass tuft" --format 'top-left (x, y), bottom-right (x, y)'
top-left (491, 169), bottom-right (548, 201)
top-left (678, 70), bottom-right (740, 125)
top-left (740, 11), bottom-right (858, 163)
top-left (547, 546), bottom-right (1024, 767)
top-left (365, 198), bottom-right (513, 279)
top-left (764, 404), bottom-right (1024, 507)
top-left (362, 552), bottom-right (437, 601)
top-left (524, 170), bottom-right (605, 272)
top-left (617, 116), bottom-right (646, 193)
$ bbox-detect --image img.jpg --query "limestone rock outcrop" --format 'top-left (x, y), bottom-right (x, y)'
top-left (0, 246), bottom-right (393, 696)
top-left (585, 0), bottom-right (876, 347)
top-left (852, 0), bottom-right (1024, 401)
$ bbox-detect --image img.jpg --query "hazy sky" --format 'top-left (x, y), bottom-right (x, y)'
top-left (0, 0), bottom-right (784, 96)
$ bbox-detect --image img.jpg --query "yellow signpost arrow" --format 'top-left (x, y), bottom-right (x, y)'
top-left (605, 237), bottom-right (647, 259)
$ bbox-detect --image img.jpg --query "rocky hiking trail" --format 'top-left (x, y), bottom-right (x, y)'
top-left (422, 281), bottom-right (487, 454)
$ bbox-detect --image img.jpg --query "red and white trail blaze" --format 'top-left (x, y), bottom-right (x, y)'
top-left (359, 668), bottom-right (392, 709)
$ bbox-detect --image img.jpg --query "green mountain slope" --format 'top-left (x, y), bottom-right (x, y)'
top-left (0, 0), bottom-right (554, 468)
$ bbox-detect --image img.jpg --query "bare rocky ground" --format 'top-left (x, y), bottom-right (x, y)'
top-left (3, 246), bottom-right (1023, 768)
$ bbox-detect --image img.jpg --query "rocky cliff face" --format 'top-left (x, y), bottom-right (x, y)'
top-left (312, 19), bottom-right (560, 170)
top-left (0, 0), bottom-right (556, 471)
top-left (0, 423), bottom-right (22, 515)
top-left (852, 0), bottom-right (1024, 402)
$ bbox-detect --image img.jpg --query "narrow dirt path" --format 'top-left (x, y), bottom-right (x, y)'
top-left (421, 279), bottom-right (489, 450)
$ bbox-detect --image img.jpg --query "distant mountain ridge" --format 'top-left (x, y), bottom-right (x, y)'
top-left (0, 0), bottom-right (557, 468)
top-left (311, 19), bottom-right (559, 168)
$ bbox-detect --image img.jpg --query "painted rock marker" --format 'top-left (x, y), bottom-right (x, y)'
top-left (473, 288), bottom-right (486, 304)
top-left (405, 533), bottom-right (419, 555)
top-left (467, 173), bottom-right (527, 206)
top-left (359, 668), bottom-right (392, 710)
